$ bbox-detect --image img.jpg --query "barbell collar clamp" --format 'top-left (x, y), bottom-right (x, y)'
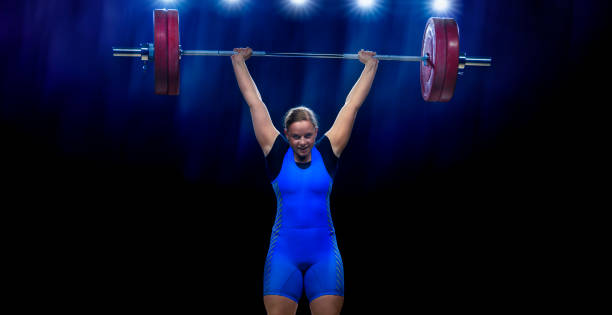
top-left (458, 53), bottom-right (492, 69)
top-left (112, 48), bottom-right (142, 57)
top-left (112, 43), bottom-right (154, 61)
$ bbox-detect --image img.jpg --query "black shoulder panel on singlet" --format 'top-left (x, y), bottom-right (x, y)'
top-left (265, 134), bottom-right (290, 182)
top-left (316, 135), bottom-right (339, 179)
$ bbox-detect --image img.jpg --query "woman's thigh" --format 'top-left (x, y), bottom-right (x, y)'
top-left (264, 295), bottom-right (298, 315)
top-left (309, 295), bottom-right (344, 315)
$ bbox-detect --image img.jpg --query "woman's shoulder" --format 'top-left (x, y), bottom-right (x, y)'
top-left (266, 134), bottom-right (290, 159)
top-left (315, 134), bottom-right (330, 146)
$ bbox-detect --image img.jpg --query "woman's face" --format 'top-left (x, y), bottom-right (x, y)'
top-left (285, 120), bottom-right (318, 161)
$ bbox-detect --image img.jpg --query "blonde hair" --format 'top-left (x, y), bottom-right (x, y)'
top-left (283, 106), bottom-right (319, 130)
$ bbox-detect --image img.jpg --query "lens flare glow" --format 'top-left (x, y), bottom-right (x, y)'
top-left (157, 0), bottom-right (180, 6)
top-left (222, 0), bottom-right (242, 6)
top-left (424, 0), bottom-right (459, 17)
top-left (357, 0), bottom-right (375, 9)
top-left (216, 0), bottom-right (251, 14)
top-left (347, 0), bottom-right (386, 20)
top-left (280, 0), bottom-right (318, 20)
top-left (433, 0), bottom-right (449, 12)
top-left (290, 0), bottom-right (308, 6)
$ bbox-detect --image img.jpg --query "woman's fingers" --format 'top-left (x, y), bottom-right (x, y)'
top-left (359, 50), bottom-right (376, 55)
top-left (357, 49), bottom-right (377, 64)
top-left (232, 47), bottom-right (253, 61)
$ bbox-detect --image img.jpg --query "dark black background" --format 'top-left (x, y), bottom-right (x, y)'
top-left (1, 0), bottom-right (605, 313)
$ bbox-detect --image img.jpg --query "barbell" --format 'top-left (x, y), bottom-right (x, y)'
top-left (112, 9), bottom-right (492, 102)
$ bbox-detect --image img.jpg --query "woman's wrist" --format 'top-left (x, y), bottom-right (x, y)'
top-left (231, 55), bottom-right (246, 64)
top-left (364, 60), bottom-right (378, 70)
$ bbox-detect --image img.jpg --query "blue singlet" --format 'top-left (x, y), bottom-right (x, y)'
top-left (262, 134), bottom-right (344, 303)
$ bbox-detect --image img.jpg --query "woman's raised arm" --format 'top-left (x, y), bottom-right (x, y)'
top-left (325, 49), bottom-right (379, 157)
top-left (232, 47), bottom-right (280, 156)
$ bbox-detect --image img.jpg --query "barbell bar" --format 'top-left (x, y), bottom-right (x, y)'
top-left (112, 9), bottom-right (492, 101)
top-left (114, 48), bottom-right (491, 65)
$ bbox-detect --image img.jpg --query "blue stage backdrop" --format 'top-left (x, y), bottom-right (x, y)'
top-left (0, 0), bottom-right (605, 313)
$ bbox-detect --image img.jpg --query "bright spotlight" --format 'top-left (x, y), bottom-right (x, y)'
top-left (158, 0), bottom-right (181, 6)
top-left (281, 0), bottom-right (318, 19)
top-left (357, 0), bottom-right (375, 9)
top-left (348, 0), bottom-right (385, 20)
top-left (290, 0), bottom-right (308, 6)
top-left (217, 0), bottom-right (250, 13)
top-left (432, 0), bottom-right (449, 12)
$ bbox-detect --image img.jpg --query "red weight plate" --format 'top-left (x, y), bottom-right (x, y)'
top-left (166, 9), bottom-right (180, 95)
top-left (420, 20), bottom-right (434, 100)
top-left (439, 18), bottom-right (459, 102)
top-left (154, 9), bottom-right (168, 95)
top-left (420, 18), bottom-right (447, 102)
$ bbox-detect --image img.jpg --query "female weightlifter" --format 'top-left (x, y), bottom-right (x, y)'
top-left (231, 47), bottom-right (378, 315)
